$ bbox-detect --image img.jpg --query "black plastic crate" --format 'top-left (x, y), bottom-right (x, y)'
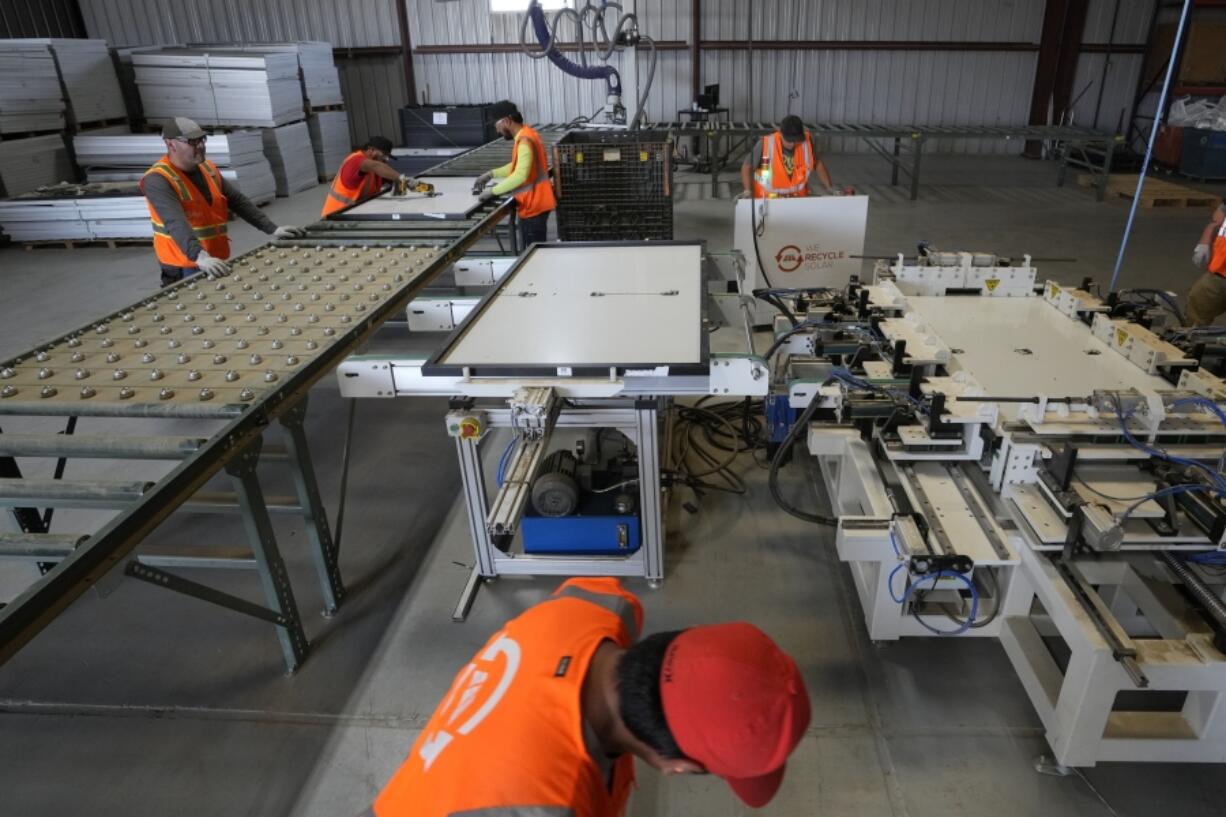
top-left (552, 130), bottom-right (673, 241)
top-left (400, 104), bottom-right (498, 148)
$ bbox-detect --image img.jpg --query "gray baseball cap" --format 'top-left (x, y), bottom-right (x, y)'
top-left (162, 117), bottom-right (207, 140)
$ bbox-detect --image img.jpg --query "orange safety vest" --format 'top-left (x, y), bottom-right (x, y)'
top-left (508, 124), bottom-right (557, 219)
top-left (752, 131), bottom-right (816, 199)
top-left (322, 150), bottom-right (385, 216)
top-left (373, 578), bottom-right (642, 817)
top-left (1211, 214), bottom-right (1226, 276)
top-left (143, 156), bottom-right (230, 268)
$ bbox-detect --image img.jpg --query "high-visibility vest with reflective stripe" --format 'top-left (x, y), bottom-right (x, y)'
top-left (752, 131), bottom-right (816, 199)
top-left (143, 156), bottom-right (230, 268)
top-left (1210, 212), bottom-right (1226, 275)
top-left (373, 577), bottom-right (642, 817)
top-left (322, 150), bottom-right (384, 216)
top-left (508, 125), bottom-right (557, 219)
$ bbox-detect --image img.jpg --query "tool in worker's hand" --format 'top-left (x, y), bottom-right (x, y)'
top-left (394, 176), bottom-right (437, 197)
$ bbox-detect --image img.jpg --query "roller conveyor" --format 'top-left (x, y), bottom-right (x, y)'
top-left (0, 179), bottom-right (513, 671)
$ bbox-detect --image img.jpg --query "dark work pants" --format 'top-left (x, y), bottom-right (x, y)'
top-left (160, 264), bottom-right (195, 287)
top-left (518, 211), bottom-right (550, 250)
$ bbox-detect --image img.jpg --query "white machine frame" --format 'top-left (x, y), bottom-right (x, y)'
top-left (340, 242), bottom-right (767, 618)
top-left (799, 267), bottom-right (1226, 767)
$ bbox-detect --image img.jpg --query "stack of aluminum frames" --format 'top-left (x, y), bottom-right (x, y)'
top-left (188, 42), bottom-right (342, 109)
top-left (0, 197), bottom-right (514, 673)
top-left (0, 43), bottom-right (64, 133)
top-left (0, 39), bottom-right (125, 127)
top-left (0, 134), bottom-right (74, 198)
top-left (308, 110), bottom-right (350, 178)
top-left (74, 131), bottom-right (276, 205)
top-left (261, 121), bottom-right (318, 196)
top-left (0, 182), bottom-right (150, 242)
top-left (132, 49), bottom-right (304, 128)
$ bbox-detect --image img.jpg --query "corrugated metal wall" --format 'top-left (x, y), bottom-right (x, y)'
top-left (1069, 0), bottom-right (1156, 134)
top-left (403, 0), bottom-right (1108, 154)
top-left (0, 0), bottom-right (87, 38)
top-left (77, 0), bottom-right (399, 48)
top-left (72, 0), bottom-right (1159, 154)
top-left (77, 0), bottom-right (405, 145)
top-left (337, 53), bottom-right (406, 145)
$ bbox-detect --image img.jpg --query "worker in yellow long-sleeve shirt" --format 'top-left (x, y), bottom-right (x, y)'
top-left (471, 100), bottom-right (556, 250)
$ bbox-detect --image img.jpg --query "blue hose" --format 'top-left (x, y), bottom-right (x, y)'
top-left (529, 3), bottom-right (621, 96)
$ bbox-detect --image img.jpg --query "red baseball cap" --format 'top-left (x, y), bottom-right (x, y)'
top-left (658, 622), bottom-right (810, 808)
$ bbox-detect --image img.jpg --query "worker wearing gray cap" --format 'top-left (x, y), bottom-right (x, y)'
top-left (141, 117), bottom-right (306, 286)
top-left (740, 115), bottom-right (836, 198)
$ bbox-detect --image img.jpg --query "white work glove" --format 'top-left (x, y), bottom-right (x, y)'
top-left (195, 250), bottom-right (230, 279)
top-left (274, 225), bottom-right (306, 239)
top-left (398, 174), bottom-right (413, 185)
top-left (735, 190), bottom-right (750, 200)
top-left (1194, 243), bottom-right (1211, 267)
top-left (472, 172), bottom-right (493, 195)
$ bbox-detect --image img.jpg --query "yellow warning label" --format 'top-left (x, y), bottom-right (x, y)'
top-left (639, 150), bottom-right (649, 162)
top-left (1115, 328), bottom-right (1128, 346)
top-left (984, 278), bottom-right (1000, 292)
top-left (576, 152), bottom-right (584, 164)
top-left (1049, 283), bottom-right (1061, 297)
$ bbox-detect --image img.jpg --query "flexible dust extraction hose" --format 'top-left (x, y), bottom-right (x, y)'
top-left (521, 2), bottom-right (621, 96)
top-left (519, 1), bottom-right (657, 129)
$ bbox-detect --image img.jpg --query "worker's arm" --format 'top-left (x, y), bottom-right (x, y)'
top-left (1194, 204), bottom-right (1225, 267)
top-left (220, 177), bottom-right (278, 234)
top-left (490, 140), bottom-right (534, 195)
top-left (140, 174), bottom-right (204, 261)
top-left (358, 157), bottom-right (402, 183)
top-left (740, 156), bottom-right (754, 196)
top-left (1199, 204), bottom-right (1225, 245)
top-left (812, 159), bottom-right (835, 195)
top-left (551, 578), bottom-right (643, 639)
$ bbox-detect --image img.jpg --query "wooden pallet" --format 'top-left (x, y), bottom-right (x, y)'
top-left (21, 238), bottom-right (152, 250)
top-left (306, 103), bottom-right (345, 115)
top-left (0, 128), bottom-right (65, 142)
top-left (73, 117), bottom-right (132, 133)
top-left (1078, 173), bottom-right (1221, 208)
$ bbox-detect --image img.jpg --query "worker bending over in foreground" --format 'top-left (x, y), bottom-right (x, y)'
top-left (741, 114), bottom-right (836, 198)
top-left (141, 117), bottom-right (305, 287)
top-left (1188, 199), bottom-right (1226, 325)
top-left (322, 136), bottom-right (415, 217)
top-left (471, 99), bottom-right (557, 249)
top-left (366, 577), bottom-right (810, 816)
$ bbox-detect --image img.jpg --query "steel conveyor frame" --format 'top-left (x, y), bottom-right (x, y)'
top-left (0, 195), bottom-right (514, 671)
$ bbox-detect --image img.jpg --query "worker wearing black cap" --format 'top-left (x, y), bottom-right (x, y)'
top-left (471, 100), bottom-right (557, 249)
top-left (740, 115), bottom-right (836, 198)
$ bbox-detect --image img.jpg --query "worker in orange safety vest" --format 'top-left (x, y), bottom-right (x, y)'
top-left (364, 577), bottom-right (810, 817)
top-left (740, 115), bottom-right (836, 198)
top-left (141, 117), bottom-right (306, 287)
top-left (321, 136), bottom-right (416, 217)
top-left (471, 99), bottom-right (557, 251)
top-left (1187, 199), bottom-right (1226, 325)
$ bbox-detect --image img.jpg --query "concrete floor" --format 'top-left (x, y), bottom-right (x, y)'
top-left (1, 155), bottom-right (1226, 817)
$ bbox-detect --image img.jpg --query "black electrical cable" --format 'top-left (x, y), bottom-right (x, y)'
top-left (748, 189), bottom-right (780, 290)
top-left (768, 396), bottom-right (838, 525)
top-left (763, 321), bottom-right (815, 361)
top-left (938, 567), bottom-right (1002, 630)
